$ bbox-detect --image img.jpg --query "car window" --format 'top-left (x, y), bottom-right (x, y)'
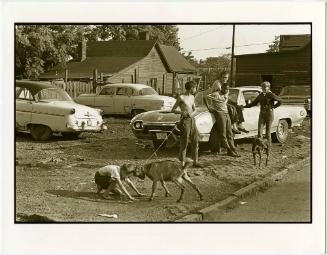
top-left (139, 87), bottom-right (158, 95)
top-left (99, 87), bottom-right (115, 95)
top-left (126, 88), bottom-right (134, 96)
top-left (16, 87), bottom-right (33, 101)
top-left (116, 87), bottom-right (127, 96)
top-left (242, 90), bottom-right (260, 105)
top-left (228, 89), bottom-right (239, 104)
top-left (35, 88), bottom-right (72, 101)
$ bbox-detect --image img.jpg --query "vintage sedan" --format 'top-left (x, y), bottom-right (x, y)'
top-left (16, 80), bottom-right (106, 141)
top-left (75, 83), bottom-right (176, 117)
top-left (130, 86), bottom-right (307, 151)
top-left (279, 85), bottom-right (311, 115)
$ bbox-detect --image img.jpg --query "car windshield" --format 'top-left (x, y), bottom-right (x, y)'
top-left (194, 88), bottom-right (239, 108)
top-left (280, 86), bottom-right (311, 96)
top-left (139, 87), bottom-right (158, 96)
top-left (34, 88), bottom-right (73, 102)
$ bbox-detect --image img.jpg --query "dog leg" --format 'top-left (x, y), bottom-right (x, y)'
top-left (265, 148), bottom-right (269, 166)
top-left (149, 181), bottom-right (158, 201)
top-left (182, 173), bottom-right (203, 200)
top-left (174, 178), bottom-right (185, 203)
top-left (252, 153), bottom-right (256, 166)
top-left (160, 180), bottom-right (171, 197)
top-left (258, 150), bottom-right (262, 168)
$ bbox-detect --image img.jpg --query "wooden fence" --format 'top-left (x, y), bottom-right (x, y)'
top-left (51, 81), bottom-right (102, 99)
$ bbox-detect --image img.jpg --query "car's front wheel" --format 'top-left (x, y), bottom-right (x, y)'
top-left (62, 132), bottom-right (81, 139)
top-left (272, 119), bottom-right (289, 143)
top-left (30, 124), bottom-right (52, 141)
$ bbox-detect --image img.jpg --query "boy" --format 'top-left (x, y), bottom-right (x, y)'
top-left (171, 81), bottom-right (203, 168)
top-left (245, 81), bottom-right (282, 144)
top-left (94, 163), bottom-right (146, 201)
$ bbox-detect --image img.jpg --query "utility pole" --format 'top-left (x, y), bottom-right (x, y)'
top-left (230, 24), bottom-right (235, 87)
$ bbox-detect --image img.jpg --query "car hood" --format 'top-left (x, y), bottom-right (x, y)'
top-left (33, 100), bottom-right (101, 117)
top-left (77, 93), bottom-right (97, 98)
top-left (134, 95), bottom-right (176, 102)
top-left (133, 107), bottom-right (208, 123)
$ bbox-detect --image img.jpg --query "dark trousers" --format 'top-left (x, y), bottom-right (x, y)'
top-left (179, 117), bottom-right (199, 164)
top-left (258, 109), bottom-right (274, 144)
top-left (227, 101), bottom-right (245, 124)
top-left (213, 111), bottom-right (237, 153)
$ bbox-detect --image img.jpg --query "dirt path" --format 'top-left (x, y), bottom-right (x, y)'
top-left (15, 117), bottom-right (311, 222)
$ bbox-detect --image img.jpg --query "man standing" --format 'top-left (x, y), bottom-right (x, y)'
top-left (204, 80), bottom-right (240, 157)
top-left (245, 81), bottom-right (282, 144)
top-left (171, 81), bottom-right (203, 168)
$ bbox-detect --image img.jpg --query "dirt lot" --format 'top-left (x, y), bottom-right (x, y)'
top-left (15, 117), bottom-right (311, 222)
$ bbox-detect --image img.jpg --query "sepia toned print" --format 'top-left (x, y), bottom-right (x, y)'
top-left (15, 24), bottom-right (311, 222)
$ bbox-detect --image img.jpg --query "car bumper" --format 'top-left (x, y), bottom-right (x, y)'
top-left (66, 122), bottom-right (107, 132)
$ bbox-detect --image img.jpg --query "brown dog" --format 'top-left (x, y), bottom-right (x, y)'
top-left (252, 137), bottom-right (270, 167)
top-left (137, 160), bottom-right (203, 203)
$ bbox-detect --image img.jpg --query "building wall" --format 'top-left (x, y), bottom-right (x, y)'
top-left (108, 47), bottom-right (198, 96)
top-left (235, 45), bottom-right (311, 93)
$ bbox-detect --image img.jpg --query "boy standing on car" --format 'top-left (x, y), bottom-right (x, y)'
top-left (244, 81), bottom-right (282, 144)
top-left (171, 81), bottom-right (203, 168)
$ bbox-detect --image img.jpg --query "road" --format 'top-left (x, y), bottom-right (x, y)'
top-left (208, 158), bottom-right (311, 222)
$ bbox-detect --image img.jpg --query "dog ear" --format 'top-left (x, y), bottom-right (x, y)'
top-left (121, 164), bottom-right (136, 174)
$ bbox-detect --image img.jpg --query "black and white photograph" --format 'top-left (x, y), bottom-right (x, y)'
top-left (1, 1), bottom-right (325, 254)
top-left (14, 23), bottom-right (312, 223)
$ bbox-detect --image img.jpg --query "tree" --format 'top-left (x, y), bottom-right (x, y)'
top-left (266, 36), bottom-right (280, 53)
top-left (15, 25), bottom-right (181, 78)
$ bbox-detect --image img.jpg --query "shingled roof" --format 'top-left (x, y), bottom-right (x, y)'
top-left (39, 40), bottom-right (196, 80)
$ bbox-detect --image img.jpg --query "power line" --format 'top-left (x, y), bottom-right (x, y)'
top-left (187, 41), bottom-right (273, 52)
top-left (180, 25), bottom-right (226, 42)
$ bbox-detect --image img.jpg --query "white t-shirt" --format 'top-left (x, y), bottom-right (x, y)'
top-left (98, 165), bottom-right (121, 181)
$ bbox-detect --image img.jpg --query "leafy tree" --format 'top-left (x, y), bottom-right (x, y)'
top-left (15, 24), bottom-right (181, 78)
top-left (266, 35), bottom-right (280, 53)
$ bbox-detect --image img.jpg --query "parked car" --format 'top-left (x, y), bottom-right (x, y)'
top-left (16, 80), bottom-right (106, 141)
top-left (279, 85), bottom-right (311, 116)
top-left (75, 83), bottom-right (176, 117)
top-left (130, 86), bottom-right (307, 150)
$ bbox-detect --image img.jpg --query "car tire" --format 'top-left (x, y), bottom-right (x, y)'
top-left (272, 119), bottom-right (289, 143)
top-left (131, 109), bottom-right (145, 118)
top-left (209, 124), bottom-right (221, 153)
top-left (152, 140), bottom-right (167, 150)
top-left (62, 132), bottom-right (81, 139)
top-left (30, 124), bottom-right (52, 141)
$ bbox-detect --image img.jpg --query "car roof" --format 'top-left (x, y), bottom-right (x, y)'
top-left (16, 80), bottom-right (55, 96)
top-left (102, 83), bottom-right (150, 90)
top-left (232, 86), bottom-right (262, 91)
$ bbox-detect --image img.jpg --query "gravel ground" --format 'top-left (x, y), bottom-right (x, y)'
top-left (15, 117), bottom-right (311, 222)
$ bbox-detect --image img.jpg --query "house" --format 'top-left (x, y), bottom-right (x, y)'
top-left (39, 35), bottom-right (199, 96)
top-left (234, 34), bottom-right (311, 93)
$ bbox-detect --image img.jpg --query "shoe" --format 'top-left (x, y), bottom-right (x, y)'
top-left (227, 151), bottom-right (241, 157)
top-left (232, 128), bottom-right (241, 134)
top-left (193, 163), bottom-right (204, 168)
top-left (238, 127), bottom-right (249, 133)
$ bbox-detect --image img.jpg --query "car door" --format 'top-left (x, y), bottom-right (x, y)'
top-left (113, 87), bottom-right (133, 114)
top-left (240, 90), bottom-right (261, 132)
top-left (15, 87), bottom-right (33, 130)
top-left (94, 86), bottom-right (115, 114)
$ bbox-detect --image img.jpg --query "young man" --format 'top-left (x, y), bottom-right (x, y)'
top-left (94, 163), bottom-right (146, 201)
top-left (245, 81), bottom-right (282, 144)
top-left (171, 81), bottom-right (203, 168)
top-left (204, 79), bottom-right (240, 157)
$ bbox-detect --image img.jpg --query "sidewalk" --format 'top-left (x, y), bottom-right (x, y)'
top-left (205, 158), bottom-right (311, 222)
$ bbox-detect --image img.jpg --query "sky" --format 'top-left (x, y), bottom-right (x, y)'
top-left (178, 24), bottom-right (311, 60)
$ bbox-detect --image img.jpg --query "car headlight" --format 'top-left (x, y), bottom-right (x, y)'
top-left (134, 121), bottom-right (143, 129)
top-left (300, 110), bottom-right (306, 116)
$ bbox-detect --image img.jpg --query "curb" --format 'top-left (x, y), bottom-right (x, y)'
top-left (176, 157), bottom-right (310, 222)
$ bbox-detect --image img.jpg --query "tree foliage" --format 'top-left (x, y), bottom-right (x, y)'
top-left (266, 35), bottom-right (280, 53)
top-left (15, 25), bottom-right (180, 78)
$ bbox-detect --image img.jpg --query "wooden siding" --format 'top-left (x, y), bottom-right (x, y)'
top-left (108, 47), bottom-right (198, 96)
top-left (235, 44), bottom-right (311, 93)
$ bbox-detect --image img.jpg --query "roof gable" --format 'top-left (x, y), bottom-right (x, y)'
top-left (87, 40), bottom-right (157, 57)
top-left (157, 44), bottom-right (196, 73)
